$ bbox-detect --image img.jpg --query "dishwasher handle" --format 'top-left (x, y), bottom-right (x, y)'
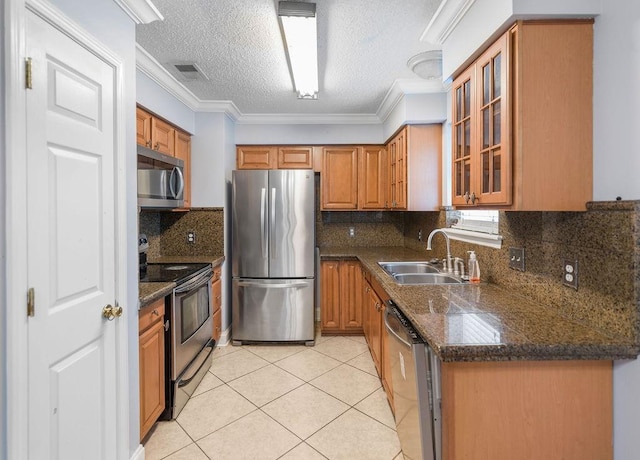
top-left (384, 306), bottom-right (412, 349)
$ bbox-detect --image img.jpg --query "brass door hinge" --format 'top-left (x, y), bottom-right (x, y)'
top-left (27, 287), bottom-right (35, 317)
top-left (25, 57), bottom-right (32, 90)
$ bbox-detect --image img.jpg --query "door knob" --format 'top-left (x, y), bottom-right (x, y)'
top-left (102, 304), bottom-right (123, 321)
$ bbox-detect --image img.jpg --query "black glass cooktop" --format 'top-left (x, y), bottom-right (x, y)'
top-left (140, 263), bottom-right (210, 284)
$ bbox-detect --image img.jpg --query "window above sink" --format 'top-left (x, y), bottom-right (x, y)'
top-left (444, 209), bottom-right (503, 249)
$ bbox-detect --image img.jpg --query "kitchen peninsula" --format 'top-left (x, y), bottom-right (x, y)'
top-left (321, 245), bottom-right (636, 460)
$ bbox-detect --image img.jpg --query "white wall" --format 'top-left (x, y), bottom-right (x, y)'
top-left (136, 70), bottom-right (195, 133)
top-left (46, 0), bottom-right (139, 456)
top-left (592, 2), bottom-right (640, 201)
top-left (191, 112), bottom-right (227, 207)
top-left (594, 4), bottom-right (640, 457)
top-left (235, 123), bottom-right (384, 145)
top-left (382, 92), bottom-right (447, 140)
top-left (0, 2), bottom-right (7, 458)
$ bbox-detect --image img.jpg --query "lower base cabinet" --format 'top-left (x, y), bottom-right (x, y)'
top-left (320, 260), bottom-right (364, 334)
top-left (441, 360), bottom-right (613, 459)
top-left (139, 297), bottom-right (165, 441)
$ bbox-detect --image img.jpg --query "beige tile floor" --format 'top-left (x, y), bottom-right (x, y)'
top-left (143, 326), bottom-right (403, 460)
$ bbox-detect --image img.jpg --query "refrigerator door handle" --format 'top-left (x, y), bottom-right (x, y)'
top-left (260, 187), bottom-right (267, 258)
top-left (237, 280), bottom-right (308, 289)
top-left (270, 187), bottom-right (276, 259)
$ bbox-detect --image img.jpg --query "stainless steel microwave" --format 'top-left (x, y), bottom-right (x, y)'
top-left (137, 144), bottom-right (184, 209)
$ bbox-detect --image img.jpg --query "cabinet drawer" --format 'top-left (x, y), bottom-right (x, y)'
top-left (139, 297), bottom-right (165, 332)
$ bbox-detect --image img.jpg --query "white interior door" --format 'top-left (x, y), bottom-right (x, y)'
top-left (25, 9), bottom-right (119, 459)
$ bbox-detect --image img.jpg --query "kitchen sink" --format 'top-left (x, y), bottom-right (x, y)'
top-left (392, 273), bottom-right (465, 285)
top-left (378, 261), bottom-right (440, 276)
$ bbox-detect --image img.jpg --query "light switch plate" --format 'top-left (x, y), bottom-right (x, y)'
top-left (509, 247), bottom-right (525, 271)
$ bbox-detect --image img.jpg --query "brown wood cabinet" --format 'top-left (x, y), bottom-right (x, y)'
top-left (236, 146), bottom-right (277, 169)
top-left (451, 20), bottom-right (593, 210)
top-left (359, 146), bottom-right (387, 209)
top-left (139, 297), bottom-right (165, 441)
top-left (321, 147), bottom-right (360, 210)
top-left (211, 265), bottom-right (222, 343)
top-left (362, 268), bottom-right (393, 410)
top-left (137, 107), bottom-right (177, 155)
top-left (441, 360), bottom-right (612, 459)
top-left (320, 260), bottom-right (364, 334)
top-left (385, 125), bottom-right (442, 211)
top-left (236, 145), bottom-right (314, 170)
top-left (365, 281), bottom-right (383, 373)
top-left (174, 130), bottom-right (191, 208)
top-left (136, 107), bottom-right (152, 148)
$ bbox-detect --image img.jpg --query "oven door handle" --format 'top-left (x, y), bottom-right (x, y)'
top-left (237, 280), bottom-right (308, 289)
top-left (177, 341), bottom-right (214, 388)
top-left (174, 269), bottom-right (213, 294)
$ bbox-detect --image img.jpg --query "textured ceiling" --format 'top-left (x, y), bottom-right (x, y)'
top-left (136, 0), bottom-right (443, 115)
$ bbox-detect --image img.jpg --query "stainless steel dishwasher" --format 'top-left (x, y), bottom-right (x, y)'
top-left (385, 300), bottom-right (441, 460)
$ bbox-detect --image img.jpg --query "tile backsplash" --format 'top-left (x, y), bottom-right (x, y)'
top-left (139, 208), bottom-right (224, 259)
top-left (404, 201), bottom-right (640, 343)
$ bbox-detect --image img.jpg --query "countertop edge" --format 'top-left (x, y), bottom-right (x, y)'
top-left (319, 247), bottom-right (639, 362)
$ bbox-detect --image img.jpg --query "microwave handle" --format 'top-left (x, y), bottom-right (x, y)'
top-left (169, 167), bottom-right (185, 200)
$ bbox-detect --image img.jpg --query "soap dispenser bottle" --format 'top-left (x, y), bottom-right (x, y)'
top-left (467, 250), bottom-right (481, 284)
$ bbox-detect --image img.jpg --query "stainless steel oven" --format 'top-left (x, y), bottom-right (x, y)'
top-left (171, 266), bottom-right (213, 378)
top-left (142, 263), bottom-right (215, 420)
top-left (168, 265), bottom-right (214, 418)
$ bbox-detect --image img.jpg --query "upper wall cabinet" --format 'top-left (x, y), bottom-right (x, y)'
top-left (452, 20), bottom-right (593, 211)
top-left (136, 107), bottom-right (176, 156)
top-left (386, 125), bottom-right (442, 211)
top-left (136, 106), bottom-right (191, 209)
top-left (236, 146), bottom-right (314, 170)
top-left (321, 147), bottom-right (361, 210)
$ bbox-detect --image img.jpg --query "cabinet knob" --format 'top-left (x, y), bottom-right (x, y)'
top-left (470, 192), bottom-right (477, 205)
top-left (154, 142), bottom-right (160, 150)
top-left (146, 140), bottom-right (151, 148)
top-left (464, 192), bottom-right (470, 204)
top-left (152, 309), bottom-right (159, 316)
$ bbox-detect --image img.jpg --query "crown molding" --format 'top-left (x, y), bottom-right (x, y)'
top-left (235, 113), bottom-right (381, 125)
top-left (113, 0), bottom-right (164, 24)
top-left (420, 0), bottom-right (476, 44)
top-left (137, 45), bottom-right (443, 125)
top-left (377, 78), bottom-right (446, 123)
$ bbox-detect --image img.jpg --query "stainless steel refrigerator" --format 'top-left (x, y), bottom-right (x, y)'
top-left (231, 169), bottom-right (315, 345)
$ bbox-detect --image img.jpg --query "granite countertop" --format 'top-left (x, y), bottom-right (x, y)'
top-left (321, 247), bottom-right (640, 362)
top-left (138, 255), bottom-right (225, 308)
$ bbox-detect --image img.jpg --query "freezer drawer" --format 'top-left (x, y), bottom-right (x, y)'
top-left (232, 278), bottom-right (315, 344)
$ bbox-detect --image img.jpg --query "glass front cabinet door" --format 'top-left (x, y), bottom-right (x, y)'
top-left (452, 31), bottom-right (510, 207)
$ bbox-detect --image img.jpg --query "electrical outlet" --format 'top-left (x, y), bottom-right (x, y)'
top-left (349, 227), bottom-right (355, 238)
top-left (563, 259), bottom-right (578, 289)
top-left (509, 247), bottom-right (525, 271)
top-left (187, 231), bottom-right (196, 244)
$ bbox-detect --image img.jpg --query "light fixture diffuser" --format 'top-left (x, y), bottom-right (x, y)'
top-left (278, 1), bottom-right (318, 99)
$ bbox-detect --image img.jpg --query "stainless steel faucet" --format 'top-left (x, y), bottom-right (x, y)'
top-left (426, 228), bottom-right (453, 273)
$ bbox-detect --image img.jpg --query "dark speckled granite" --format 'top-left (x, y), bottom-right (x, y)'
top-left (321, 247), bottom-right (639, 362)
top-left (139, 208), bottom-right (224, 259)
top-left (403, 201), bottom-right (640, 345)
top-left (139, 282), bottom-right (175, 307)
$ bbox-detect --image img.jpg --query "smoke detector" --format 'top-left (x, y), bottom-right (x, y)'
top-left (167, 61), bottom-right (209, 82)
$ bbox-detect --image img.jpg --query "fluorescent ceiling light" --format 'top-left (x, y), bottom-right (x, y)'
top-left (278, 1), bottom-right (318, 99)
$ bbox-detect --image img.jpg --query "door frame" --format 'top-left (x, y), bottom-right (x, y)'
top-left (4, 0), bottom-right (130, 458)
